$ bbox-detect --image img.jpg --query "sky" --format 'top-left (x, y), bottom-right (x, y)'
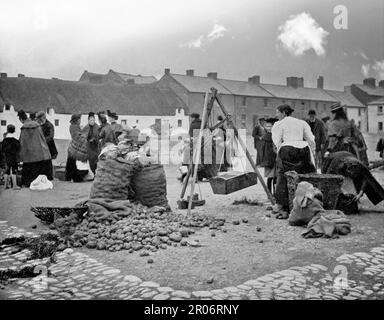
top-left (0, 0), bottom-right (383, 90)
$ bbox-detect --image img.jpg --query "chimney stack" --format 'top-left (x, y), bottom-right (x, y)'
top-left (363, 77), bottom-right (376, 87)
top-left (164, 68), bottom-right (170, 75)
top-left (248, 75), bottom-right (260, 85)
top-left (0, 73), bottom-right (7, 79)
top-left (379, 80), bottom-right (384, 88)
top-left (297, 77), bottom-right (304, 88)
top-left (186, 69), bottom-right (194, 76)
top-left (18, 74), bottom-right (25, 78)
top-left (286, 77), bottom-right (298, 88)
top-left (126, 79), bottom-right (135, 85)
top-left (207, 72), bottom-right (218, 80)
top-left (317, 76), bottom-right (324, 89)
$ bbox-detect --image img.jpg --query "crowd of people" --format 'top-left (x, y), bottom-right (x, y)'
top-left (0, 109), bottom-right (146, 189)
top-left (252, 102), bottom-right (372, 219)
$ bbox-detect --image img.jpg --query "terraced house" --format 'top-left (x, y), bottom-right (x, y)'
top-left (156, 69), bottom-right (366, 134)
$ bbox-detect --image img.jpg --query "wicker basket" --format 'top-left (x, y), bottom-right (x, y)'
top-left (31, 206), bottom-right (88, 224)
top-left (285, 171), bottom-right (344, 212)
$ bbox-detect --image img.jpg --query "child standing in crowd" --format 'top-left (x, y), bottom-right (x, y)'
top-left (259, 118), bottom-right (278, 195)
top-left (1, 125), bottom-right (21, 189)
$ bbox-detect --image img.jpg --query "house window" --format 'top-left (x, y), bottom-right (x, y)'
top-left (379, 122), bottom-right (383, 132)
top-left (264, 99), bottom-right (268, 107)
top-left (323, 104), bottom-right (326, 111)
top-left (358, 108), bottom-right (361, 116)
top-left (54, 119), bottom-right (59, 126)
top-left (241, 114), bottom-right (246, 128)
top-left (315, 102), bottom-right (318, 110)
top-left (136, 119), bottom-right (139, 124)
top-left (292, 101), bottom-right (296, 108)
top-left (1, 120), bottom-right (6, 126)
top-left (242, 97), bottom-right (247, 106)
top-left (5, 105), bottom-right (10, 111)
top-left (178, 120), bottom-right (182, 127)
top-left (378, 106), bottom-right (383, 115)
top-left (121, 120), bottom-right (127, 125)
top-left (358, 121), bottom-right (361, 129)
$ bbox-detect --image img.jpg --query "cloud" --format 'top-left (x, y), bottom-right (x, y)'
top-left (361, 64), bottom-right (371, 77)
top-left (354, 50), bottom-right (369, 61)
top-left (277, 12), bottom-right (329, 56)
top-left (207, 24), bottom-right (227, 41)
top-left (181, 36), bottom-right (203, 49)
top-left (361, 60), bottom-right (384, 79)
top-left (372, 60), bottom-right (384, 79)
top-left (180, 23), bottom-right (227, 49)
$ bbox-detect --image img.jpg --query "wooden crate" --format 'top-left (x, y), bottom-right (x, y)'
top-left (209, 171), bottom-right (258, 195)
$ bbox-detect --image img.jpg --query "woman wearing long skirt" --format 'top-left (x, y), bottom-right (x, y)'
top-left (272, 104), bottom-right (316, 219)
top-left (82, 112), bottom-right (100, 174)
top-left (17, 110), bottom-right (52, 187)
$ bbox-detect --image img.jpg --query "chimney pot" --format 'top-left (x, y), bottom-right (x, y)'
top-left (248, 75), bottom-right (260, 85)
top-left (0, 73), bottom-right (7, 79)
top-left (186, 69), bottom-right (194, 76)
top-left (18, 74), bottom-right (25, 78)
top-left (164, 68), bottom-right (170, 75)
top-left (317, 76), bottom-right (324, 89)
top-left (363, 77), bottom-right (376, 88)
top-left (207, 72), bottom-right (218, 80)
top-left (379, 80), bottom-right (384, 88)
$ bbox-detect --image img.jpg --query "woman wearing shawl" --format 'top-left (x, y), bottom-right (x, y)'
top-left (272, 104), bottom-right (316, 219)
top-left (65, 114), bottom-right (86, 182)
top-left (82, 112), bottom-right (100, 174)
top-left (325, 103), bottom-right (368, 165)
top-left (17, 110), bottom-right (52, 187)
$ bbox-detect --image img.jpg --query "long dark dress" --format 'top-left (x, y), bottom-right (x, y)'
top-left (65, 124), bottom-right (86, 182)
top-left (83, 124), bottom-right (100, 174)
top-left (19, 119), bottom-right (52, 187)
top-left (41, 120), bottom-right (58, 159)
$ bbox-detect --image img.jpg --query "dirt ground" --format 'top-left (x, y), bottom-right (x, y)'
top-left (1, 164), bottom-right (384, 291)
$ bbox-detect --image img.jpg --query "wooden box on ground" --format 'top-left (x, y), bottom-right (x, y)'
top-left (285, 171), bottom-right (344, 212)
top-left (209, 171), bottom-right (258, 195)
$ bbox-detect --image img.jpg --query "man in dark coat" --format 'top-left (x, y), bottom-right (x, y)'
top-left (189, 113), bottom-right (202, 138)
top-left (252, 117), bottom-right (266, 166)
top-left (306, 110), bottom-right (326, 169)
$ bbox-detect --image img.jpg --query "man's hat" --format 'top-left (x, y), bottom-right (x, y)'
top-left (88, 112), bottom-right (95, 118)
top-left (330, 102), bottom-right (343, 112)
top-left (36, 111), bottom-right (45, 119)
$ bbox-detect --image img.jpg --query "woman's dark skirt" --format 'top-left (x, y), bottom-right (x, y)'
top-left (21, 160), bottom-right (53, 187)
top-left (275, 145), bottom-right (316, 211)
top-left (65, 156), bottom-right (86, 182)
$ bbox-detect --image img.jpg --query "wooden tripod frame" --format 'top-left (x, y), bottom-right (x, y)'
top-left (180, 87), bottom-right (276, 214)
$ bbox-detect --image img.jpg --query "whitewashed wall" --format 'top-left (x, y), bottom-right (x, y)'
top-left (367, 104), bottom-right (384, 133)
top-left (0, 105), bottom-right (189, 141)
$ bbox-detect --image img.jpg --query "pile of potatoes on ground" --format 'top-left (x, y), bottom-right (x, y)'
top-left (54, 204), bottom-right (226, 256)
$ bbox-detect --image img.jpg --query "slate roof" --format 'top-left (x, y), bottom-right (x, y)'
top-left (354, 84), bottom-right (384, 97)
top-left (0, 77), bottom-right (187, 116)
top-left (217, 79), bottom-right (273, 97)
top-left (169, 74), bottom-right (232, 94)
top-left (325, 90), bottom-right (365, 108)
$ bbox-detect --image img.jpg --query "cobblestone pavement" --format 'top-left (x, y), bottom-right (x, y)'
top-left (1, 220), bottom-right (384, 300)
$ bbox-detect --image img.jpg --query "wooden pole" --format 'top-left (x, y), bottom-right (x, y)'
top-left (188, 92), bottom-right (210, 214)
top-left (211, 88), bottom-right (276, 205)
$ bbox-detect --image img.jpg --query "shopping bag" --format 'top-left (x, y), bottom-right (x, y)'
top-left (30, 175), bottom-right (53, 191)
